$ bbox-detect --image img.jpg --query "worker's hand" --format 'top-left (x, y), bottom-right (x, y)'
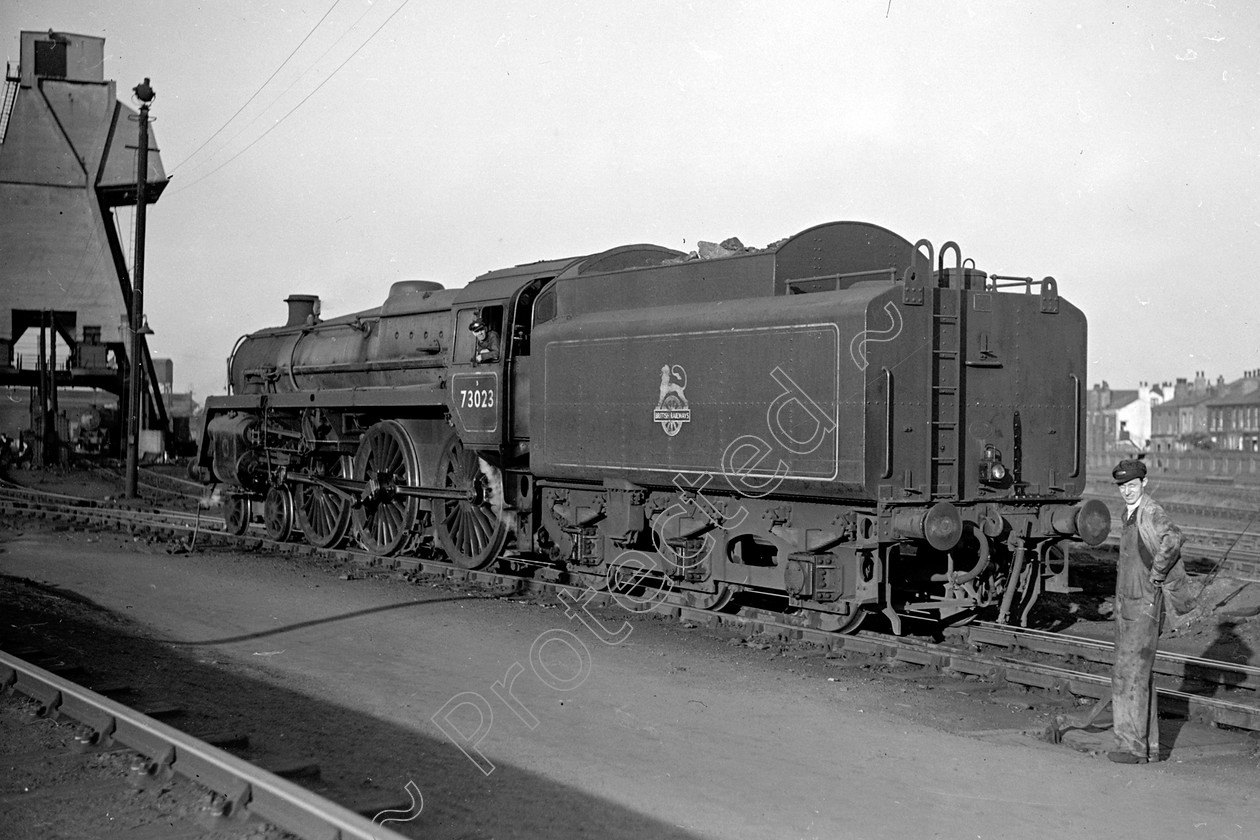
top-left (1149, 570), bottom-right (1167, 585)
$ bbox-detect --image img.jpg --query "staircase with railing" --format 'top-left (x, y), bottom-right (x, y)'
top-left (1, 61), bottom-right (20, 145)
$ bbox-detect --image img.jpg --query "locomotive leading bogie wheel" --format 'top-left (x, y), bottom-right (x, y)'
top-left (264, 486), bottom-right (294, 542)
top-left (435, 432), bottom-right (508, 570)
top-left (351, 421), bottom-right (423, 556)
top-left (224, 494), bottom-right (251, 536)
top-left (294, 457), bottom-right (352, 549)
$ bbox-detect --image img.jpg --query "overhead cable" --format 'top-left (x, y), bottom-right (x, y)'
top-left (168, 0), bottom-right (344, 176)
top-left (170, 0), bottom-right (410, 196)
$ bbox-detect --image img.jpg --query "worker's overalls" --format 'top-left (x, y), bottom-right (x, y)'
top-left (1112, 502), bottom-right (1171, 761)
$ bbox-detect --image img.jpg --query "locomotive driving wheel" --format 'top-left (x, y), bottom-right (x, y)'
top-left (263, 486), bottom-right (294, 542)
top-left (294, 456), bottom-right (352, 549)
top-left (351, 421), bottom-right (423, 556)
top-left (435, 432), bottom-right (508, 570)
top-left (224, 494), bottom-right (251, 536)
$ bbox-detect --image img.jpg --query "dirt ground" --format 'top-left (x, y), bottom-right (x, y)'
top-left (0, 693), bottom-right (292, 840)
top-left (3, 466), bottom-right (1260, 839)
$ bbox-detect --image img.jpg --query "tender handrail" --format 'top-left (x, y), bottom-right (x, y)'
top-left (1071, 373), bottom-right (1081, 478)
top-left (938, 240), bottom-right (962, 287)
top-left (882, 367), bottom-right (894, 479)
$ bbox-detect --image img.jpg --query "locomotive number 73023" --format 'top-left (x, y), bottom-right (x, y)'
top-left (459, 388), bottom-right (496, 409)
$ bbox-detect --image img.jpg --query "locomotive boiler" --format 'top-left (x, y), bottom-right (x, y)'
top-left (196, 221), bottom-right (1111, 634)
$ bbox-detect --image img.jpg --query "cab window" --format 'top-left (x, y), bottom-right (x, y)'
top-left (455, 306), bottom-right (503, 365)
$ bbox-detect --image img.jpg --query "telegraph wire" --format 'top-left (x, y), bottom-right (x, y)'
top-left (167, 0), bottom-right (344, 176)
top-left (176, 0), bottom-right (379, 182)
top-left (169, 0), bottom-right (411, 197)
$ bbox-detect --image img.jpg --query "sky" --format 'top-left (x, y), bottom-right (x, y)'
top-left (3, 0), bottom-right (1257, 401)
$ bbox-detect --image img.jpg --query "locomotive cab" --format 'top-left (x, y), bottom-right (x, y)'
top-left (448, 303), bottom-right (508, 449)
top-left (446, 274), bottom-right (548, 452)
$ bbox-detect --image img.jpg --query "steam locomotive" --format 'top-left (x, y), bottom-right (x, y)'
top-left (74, 406), bottom-right (117, 457)
top-left (195, 221), bottom-right (1111, 634)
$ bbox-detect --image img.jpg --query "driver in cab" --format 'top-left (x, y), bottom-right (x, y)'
top-left (470, 319), bottom-right (500, 365)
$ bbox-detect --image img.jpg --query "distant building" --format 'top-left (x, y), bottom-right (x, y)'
top-left (1207, 369), bottom-right (1260, 452)
top-left (1150, 371), bottom-right (1218, 452)
top-left (1087, 381), bottom-right (1164, 454)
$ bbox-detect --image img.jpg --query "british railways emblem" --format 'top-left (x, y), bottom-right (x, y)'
top-left (653, 364), bottom-right (691, 436)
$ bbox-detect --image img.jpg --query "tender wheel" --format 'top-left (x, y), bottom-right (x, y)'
top-left (295, 457), bottom-right (352, 549)
top-left (351, 421), bottom-right (422, 556)
top-left (820, 608), bottom-right (867, 634)
top-left (264, 486), bottom-right (294, 542)
top-left (224, 493), bottom-right (250, 536)
top-left (435, 432), bottom-right (508, 569)
top-left (703, 585), bottom-right (735, 611)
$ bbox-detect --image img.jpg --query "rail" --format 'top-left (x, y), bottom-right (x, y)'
top-left (0, 650), bottom-right (410, 840)
top-left (678, 607), bottom-right (1260, 733)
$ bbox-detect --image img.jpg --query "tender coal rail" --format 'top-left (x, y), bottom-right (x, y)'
top-left (0, 650), bottom-right (410, 840)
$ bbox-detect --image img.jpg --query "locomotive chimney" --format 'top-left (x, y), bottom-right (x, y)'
top-left (284, 294), bottom-right (321, 327)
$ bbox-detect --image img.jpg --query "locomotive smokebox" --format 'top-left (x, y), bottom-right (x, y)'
top-left (284, 294), bottom-right (321, 327)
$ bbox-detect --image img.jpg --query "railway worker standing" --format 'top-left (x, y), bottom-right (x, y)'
top-left (1109, 457), bottom-right (1192, 764)
top-left (13, 434), bottom-right (31, 469)
top-left (470, 319), bottom-right (500, 365)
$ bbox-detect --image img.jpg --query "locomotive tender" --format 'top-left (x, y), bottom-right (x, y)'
top-left (196, 221), bottom-right (1111, 634)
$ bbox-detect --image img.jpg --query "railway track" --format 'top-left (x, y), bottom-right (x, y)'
top-left (95, 464), bottom-right (209, 503)
top-left (1081, 491), bottom-right (1260, 572)
top-left (1095, 519), bottom-right (1260, 569)
top-left (699, 612), bottom-right (1260, 733)
top-left (1, 649), bottom-right (412, 840)
top-left (4, 479), bottom-right (1260, 742)
top-left (7, 476), bottom-right (1260, 582)
top-left (1148, 477), bottom-right (1260, 504)
top-left (8, 479), bottom-right (1260, 565)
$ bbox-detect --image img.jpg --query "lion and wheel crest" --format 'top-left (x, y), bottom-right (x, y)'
top-left (653, 364), bottom-right (691, 436)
